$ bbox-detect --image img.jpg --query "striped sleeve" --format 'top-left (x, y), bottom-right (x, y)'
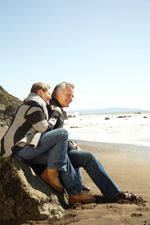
top-left (47, 110), bottom-right (60, 132)
top-left (25, 105), bottom-right (60, 132)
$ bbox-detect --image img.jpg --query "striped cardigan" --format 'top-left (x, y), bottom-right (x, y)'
top-left (0, 93), bottom-right (59, 157)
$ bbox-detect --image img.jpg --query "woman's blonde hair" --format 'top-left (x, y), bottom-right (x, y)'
top-left (31, 82), bottom-right (51, 94)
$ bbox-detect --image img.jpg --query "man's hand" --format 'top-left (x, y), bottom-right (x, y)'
top-left (76, 145), bottom-right (82, 150)
top-left (71, 141), bottom-right (82, 150)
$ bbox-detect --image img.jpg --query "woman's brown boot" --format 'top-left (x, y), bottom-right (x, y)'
top-left (41, 169), bottom-right (63, 192)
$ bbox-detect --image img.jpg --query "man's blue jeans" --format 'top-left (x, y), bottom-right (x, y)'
top-left (68, 149), bottom-right (121, 200)
top-left (15, 128), bottom-right (83, 196)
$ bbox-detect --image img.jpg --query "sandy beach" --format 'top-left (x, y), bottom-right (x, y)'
top-left (0, 127), bottom-right (150, 225)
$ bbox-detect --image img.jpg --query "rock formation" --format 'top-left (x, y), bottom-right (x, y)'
top-left (0, 157), bottom-right (68, 221)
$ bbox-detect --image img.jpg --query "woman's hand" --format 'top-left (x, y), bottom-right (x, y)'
top-left (51, 105), bottom-right (62, 114)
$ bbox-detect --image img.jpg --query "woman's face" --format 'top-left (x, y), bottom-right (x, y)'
top-left (38, 88), bottom-right (51, 105)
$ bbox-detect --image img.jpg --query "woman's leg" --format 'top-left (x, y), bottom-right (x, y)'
top-left (15, 128), bottom-right (68, 171)
top-left (15, 128), bottom-right (84, 196)
top-left (68, 150), bottom-right (121, 200)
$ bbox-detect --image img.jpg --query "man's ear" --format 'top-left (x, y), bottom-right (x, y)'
top-left (55, 90), bottom-right (60, 98)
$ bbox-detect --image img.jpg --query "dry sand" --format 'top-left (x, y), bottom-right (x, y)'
top-left (0, 127), bottom-right (150, 225)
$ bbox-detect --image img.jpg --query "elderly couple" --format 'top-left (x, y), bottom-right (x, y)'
top-left (1, 82), bottom-right (137, 205)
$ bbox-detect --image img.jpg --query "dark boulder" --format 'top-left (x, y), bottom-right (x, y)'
top-left (0, 157), bottom-right (68, 221)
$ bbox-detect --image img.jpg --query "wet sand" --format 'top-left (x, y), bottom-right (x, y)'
top-left (0, 127), bottom-right (150, 225)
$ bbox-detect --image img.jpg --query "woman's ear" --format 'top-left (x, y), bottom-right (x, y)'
top-left (37, 89), bottom-right (43, 97)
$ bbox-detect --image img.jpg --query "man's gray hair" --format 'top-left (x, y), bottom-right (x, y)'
top-left (52, 82), bottom-right (74, 98)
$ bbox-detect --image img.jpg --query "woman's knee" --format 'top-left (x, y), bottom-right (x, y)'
top-left (59, 128), bottom-right (68, 137)
top-left (52, 128), bottom-right (68, 137)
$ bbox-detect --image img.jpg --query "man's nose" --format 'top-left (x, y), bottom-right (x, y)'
top-left (69, 96), bottom-right (73, 102)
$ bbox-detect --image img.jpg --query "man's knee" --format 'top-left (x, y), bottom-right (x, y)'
top-left (84, 151), bottom-right (96, 161)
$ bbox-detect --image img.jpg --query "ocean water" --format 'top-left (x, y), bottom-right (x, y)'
top-left (64, 112), bottom-right (150, 148)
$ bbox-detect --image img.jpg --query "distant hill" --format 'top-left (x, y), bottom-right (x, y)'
top-left (66, 107), bottom-right (146, 115)
top-left (0, 85), bottom-right (22, 113)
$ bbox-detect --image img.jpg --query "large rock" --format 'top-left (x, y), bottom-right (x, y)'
top-left (0, 157), bottom-right (68, 220)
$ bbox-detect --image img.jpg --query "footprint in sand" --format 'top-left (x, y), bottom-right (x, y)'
top-left (131, 213), bottom-right (143, 217)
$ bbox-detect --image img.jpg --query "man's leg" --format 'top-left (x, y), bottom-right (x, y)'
top-left (68, 150), bottom-right (121, 200)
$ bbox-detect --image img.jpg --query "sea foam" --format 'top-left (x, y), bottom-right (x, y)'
top-left (64, 112), bottom-right (150, 147)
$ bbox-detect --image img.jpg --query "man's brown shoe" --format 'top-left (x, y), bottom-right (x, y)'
top-left (41, 169), bottom-right (63, 192)
top-left (69, 191), bottom-right (96, 205)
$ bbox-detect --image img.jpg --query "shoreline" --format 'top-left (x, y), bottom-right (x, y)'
top-left (76, 139), bottom-right (150, 151)
top-left (74, 139), bottom-right (150, 161)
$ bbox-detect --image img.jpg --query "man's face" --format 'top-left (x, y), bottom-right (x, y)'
top-left (56, 86), bottom-right (74, 108)
top-left (38, 88), bottom-right (51, 105)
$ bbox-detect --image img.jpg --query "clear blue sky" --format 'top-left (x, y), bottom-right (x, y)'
top-left (0, 0), bottom-right (150, 110)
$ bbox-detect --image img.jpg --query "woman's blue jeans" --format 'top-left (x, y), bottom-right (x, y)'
top-left (68, 149), bottom-right (121, 200)
top-left (15, 128), bottom-right (83, 196)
